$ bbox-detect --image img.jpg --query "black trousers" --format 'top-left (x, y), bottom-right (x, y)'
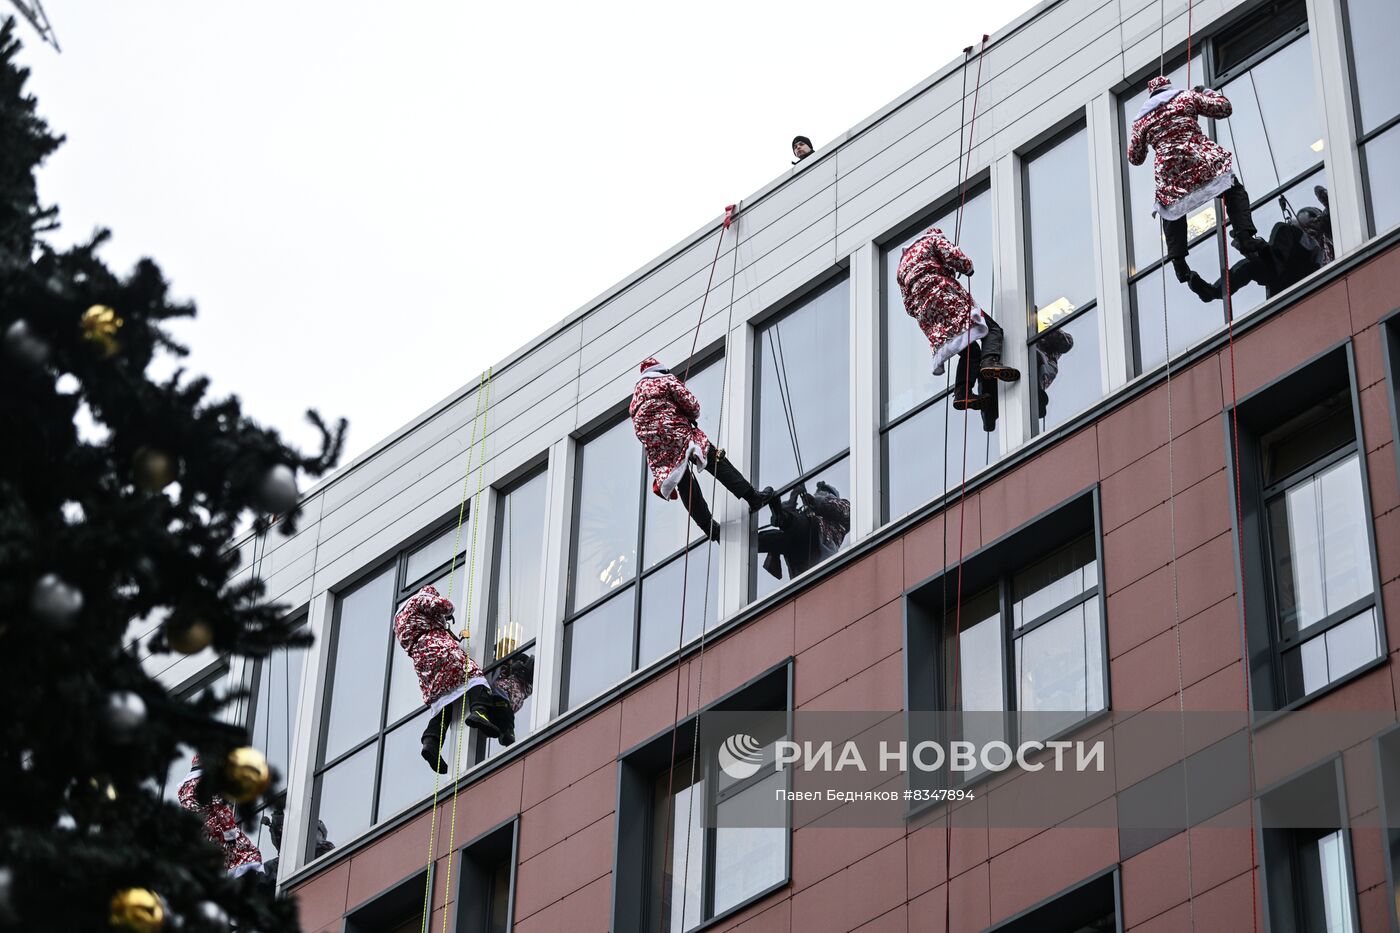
top-left (952, 321), bottom-right (1001, 432)
top-left (421, 697), bottom-right (462, 750)
top-left (1163, 180), bottom-right (1257, 261)
top-left (674, 447), bottom-right (760, 537)
top-left (757, 508), bottom-right (818, 578)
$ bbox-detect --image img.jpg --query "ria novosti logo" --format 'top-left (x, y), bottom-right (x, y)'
top-left (717, 733), bottom-right (765, 779)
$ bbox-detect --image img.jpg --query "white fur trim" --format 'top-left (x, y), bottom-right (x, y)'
top-left (931, 309), bottom-right (990, 376)
top-left (638, 367), bottom-right (670, 379)
top-left (658, 439), bottom-right (706, 499)
top-left (1156, 171), bottom-right (1235, 221)
top-left (1135, 87), bottom-right (1187, 121)
top-left (229, 862), bottom-right (264, 878)
top-left (466, 676), bottom-right (490, 692)
top-left (428, 685), bottom-right (466, 717)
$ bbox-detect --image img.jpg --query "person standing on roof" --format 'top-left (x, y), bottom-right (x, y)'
top-left (1127, 75), bottom-right (1268, 284)
top-left (630, 357), bottom-right (774, 540)
top-left (896, 226), bottom-right (1020, 408)
top-left (792, 136), bottom-right (814, 163)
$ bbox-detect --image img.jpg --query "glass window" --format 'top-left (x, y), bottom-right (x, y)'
top-left (753, 457), bottom-right (851, 600)
top-left (1344, 0), bottom-right (1400, 136)
top-left (247, 623), bottom-right (309, 869)
top-left (1362, 123), bottom-right (1400, 235)
top-left (752, 280), bottom-right (852, 594)
top-left (937, 533), bottom-right (1105, 773)
top-left (1025, 126), bottom-right (1104, 433)
top-left (1026, 125), bottom-right (1097, 332)
top-left (1261, 762), bottom-right (1359, 933)
top-left (563, 360), bottom-right (724, 711)
top-left (1124, 21), bottom-right (1333, 372)
top-left (754, 278), bottom-right (850, 491)
top-left (312, 508), bottom-right (507, 856)
top-left (881, 187), bottom-right (1002, 523)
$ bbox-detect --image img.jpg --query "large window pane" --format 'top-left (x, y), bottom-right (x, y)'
top-left (564, 589), bottom-right (635, 710)
top-left (324, 567), bottom-right (395, 761)
top-left (1345, 0), bottom-right (1400, 135)
top-left (250, 640), bottom-right (307, 796)
top-left (1222, 170), bottom-right (1331, 318)
top-left (713, 771), bottom-right (787, 916)
top-left (1033, 308), bottom-right (1102, 432)
top-left (638, 545), bottom-right (720, 668)
top-left (1012, 535), bottom-right (1097, 628)
top-left (884, 390), bottom-right (1000, 522)
top-left (1026, 126), bottom-right (1096, 332)
top-left (491, 470), bottom-right (548, 661)
top-left (1363, 124), bottom-right (1400, 235)
top-left (378, 712), bottom-right (451, 819)
top-left (315, 745), bottom-right (376, 855)
top-left (650, 766), bottom-right (705, 933)
top-left (883, 188), bottom-right (994, 422)
top-left (755, 279), bottom-right (850, 491)
top-left (1216, 36), bottom-right (1322, 195)
top-left (1133, 232), bottom-right (1226, 373)
top-left (1016, 596), bottom-right (1105, 741)
top-left (405, 522), bottom-right (470, 588)
top-left (572, 420), bottom-right (642, 610)
top-left (1286, 609), bottom-right (1381, 697)
top-left (754, 457), bottom-right (850, 601)
top-left (1267, 454), bottom-right (1374, 637)
top-left (643, 362), bottom-right (725, 571)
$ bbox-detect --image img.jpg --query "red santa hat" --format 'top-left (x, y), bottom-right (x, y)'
top-left (1147, 75), bottom-right (1172, 93)
top-left (639, 357), bottom-right (665, 374)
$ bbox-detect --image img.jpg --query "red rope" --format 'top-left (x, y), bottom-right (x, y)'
top-left (946, 34), bottom-right (989, 932)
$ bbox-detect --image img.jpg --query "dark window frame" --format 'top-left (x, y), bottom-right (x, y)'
top-left (982, 865), bottom-right (1123, 933)
top-left (1120, 4), bottom-right (1327, 375)
top-left (474, 463), bottom-right (548, 760)
top-left (1256, 755), bottom-right (1362, 933)
top-left (245, 609), bottom-right (309, 869)
top-left (1225, 341), bottom-right (1388, 715)
top-left (611, 660), bottom-right (793, 933)
top-left (1338, 0), bottom-right (1400, 236)
top-left (343, 865), bottom-right (434, 933)
top-left (561, 352), bottom-right (725, 711)
top-left (1373, 725), bottom-right (1400, 933)
top-left (310, 510), bottom-right (482, 862)
top-left (877, 177), bottom-right (999, 523)
top-left (453, 816), bottom-right (520, 933)
top-left (904, 489), bottom-right (1109, 799)
top-left (1382, 309), bottom-right (1400, 505)
top-left (748, 274), bottom-right (854, 598)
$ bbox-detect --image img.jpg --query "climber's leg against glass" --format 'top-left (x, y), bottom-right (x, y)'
top-left (1221, 180), bottom-right (1267, 256)
top-left (419, 657), bottom-right (498, 773)
top-left (1163, 216), bottom-right (1194, 282)
top-left (759, 493), bottom-right (817, 579)
top-left (952, 342), bottom-right (990, 411)
top-left (674, 467), bottom-right (720, 541)
top-left (977, 314), bottom-right (1021, 383)
top-left (703, 447), bottom-right (774, 512)
top-left (1187, 255), bottom-right (1257, 303)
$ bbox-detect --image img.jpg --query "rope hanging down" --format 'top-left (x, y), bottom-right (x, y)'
top-left (942, 34), bottom-right (988, 933)
top-left (418, 368), bottom-right (493, 933)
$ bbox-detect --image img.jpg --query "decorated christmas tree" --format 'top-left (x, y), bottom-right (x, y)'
top-left (0, 18), bottom-right (345, 932)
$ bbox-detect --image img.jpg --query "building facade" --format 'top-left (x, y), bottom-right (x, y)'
top-left (142, 0), bottom-right (1400, 928)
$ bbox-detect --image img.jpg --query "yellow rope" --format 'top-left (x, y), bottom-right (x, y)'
top-left (440, 366), bottom-right (493, 933)
top-left (419, 371), bottom-right (490, 933)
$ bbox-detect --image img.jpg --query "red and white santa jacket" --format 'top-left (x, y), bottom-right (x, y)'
top-left (1127, 79), bottom-right (1236, 221)
top-left (393, 585), bottom-right (473, 714)
top-left (178, 756), bottom-right (264, 878)
top-left (629, 358), bottom-right (711, 500)
top-left (895, 227), bottom-right (988, 376)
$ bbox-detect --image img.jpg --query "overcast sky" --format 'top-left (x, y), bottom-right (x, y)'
top-left (18, 1), bottom-right (1033, 469)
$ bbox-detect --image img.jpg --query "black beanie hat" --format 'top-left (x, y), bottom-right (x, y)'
top-left (792, 135), bottom-right (813, 151)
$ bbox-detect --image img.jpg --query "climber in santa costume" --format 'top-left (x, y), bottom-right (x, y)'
top-left (393, 585), bottom-right (535, 773)
top-left (630, 357), bottom-right (773, 539)
top-left (177, 755), bottom-right (264, 878)
top-left (896, 226), bottom-right (1020, 401)
top-left (1127, 75), bottom-right (1268, 284)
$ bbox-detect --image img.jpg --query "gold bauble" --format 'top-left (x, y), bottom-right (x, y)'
top-left (131, 447), bottom-right (177, 492)
top-left (165, 618), bottom-right (213, 655)
top-left (222, 746), bottom-right (271, 803)
top-left (108, 888), bottom-right (163, 932)
top-left (81, 305), bottom-right (124, 359)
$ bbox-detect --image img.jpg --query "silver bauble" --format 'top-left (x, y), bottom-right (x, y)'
top-left (4, 319), bottom-right (49, 367)
top-left (195, 901), bottom-right (229, 932)
top-left (29, 574), bottom-right (83, 628)
top-left (258, 464), bottom-right (298, 513)
top-left (104, 691), bottom-right (148, 741)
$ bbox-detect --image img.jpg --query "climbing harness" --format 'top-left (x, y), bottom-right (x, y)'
top-left (419, 367), bottom-right (494, 933)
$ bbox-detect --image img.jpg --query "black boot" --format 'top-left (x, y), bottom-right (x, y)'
top-left (952, 394), bottom-right (993, 410)
top-left (463, 685), bottom-right (501, 739)
top-left (420, 734), bottom-right (449, 774)
top-left (977, 354), bottom-right (1021, 383)
top-left (709, 448), bottom-right (774, 513)
top-left (1186, 272), bottom-right (1217, 303)
top-left (1171, 256), bottom-right (1193, 283)
top-left (482, 689), bottom-right (517, 747)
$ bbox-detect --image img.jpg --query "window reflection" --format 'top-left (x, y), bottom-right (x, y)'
top-left (1363, 124), bottom-right (1400, 234)
top-left (571, 420), bottom-right (642, 611)
top-left (753, 457), bottom-right (850, 600)
top-left (491, 470), bottom-right (548, 659)
top-left (1025, 126), bottom-right (1097, 329)
top-left (1343, 0), bottom-right (1400, 136)
top-left (884, 390), bottom-right (999, 522)
top-left (1215, 36), bottom-right (1322, 194)
top-left (1034, 308), bottom-right (1101, 432)
top-left (563, 590), bottom-right (635, 709)
top-left (323, 568), bottom-right (395, 762)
